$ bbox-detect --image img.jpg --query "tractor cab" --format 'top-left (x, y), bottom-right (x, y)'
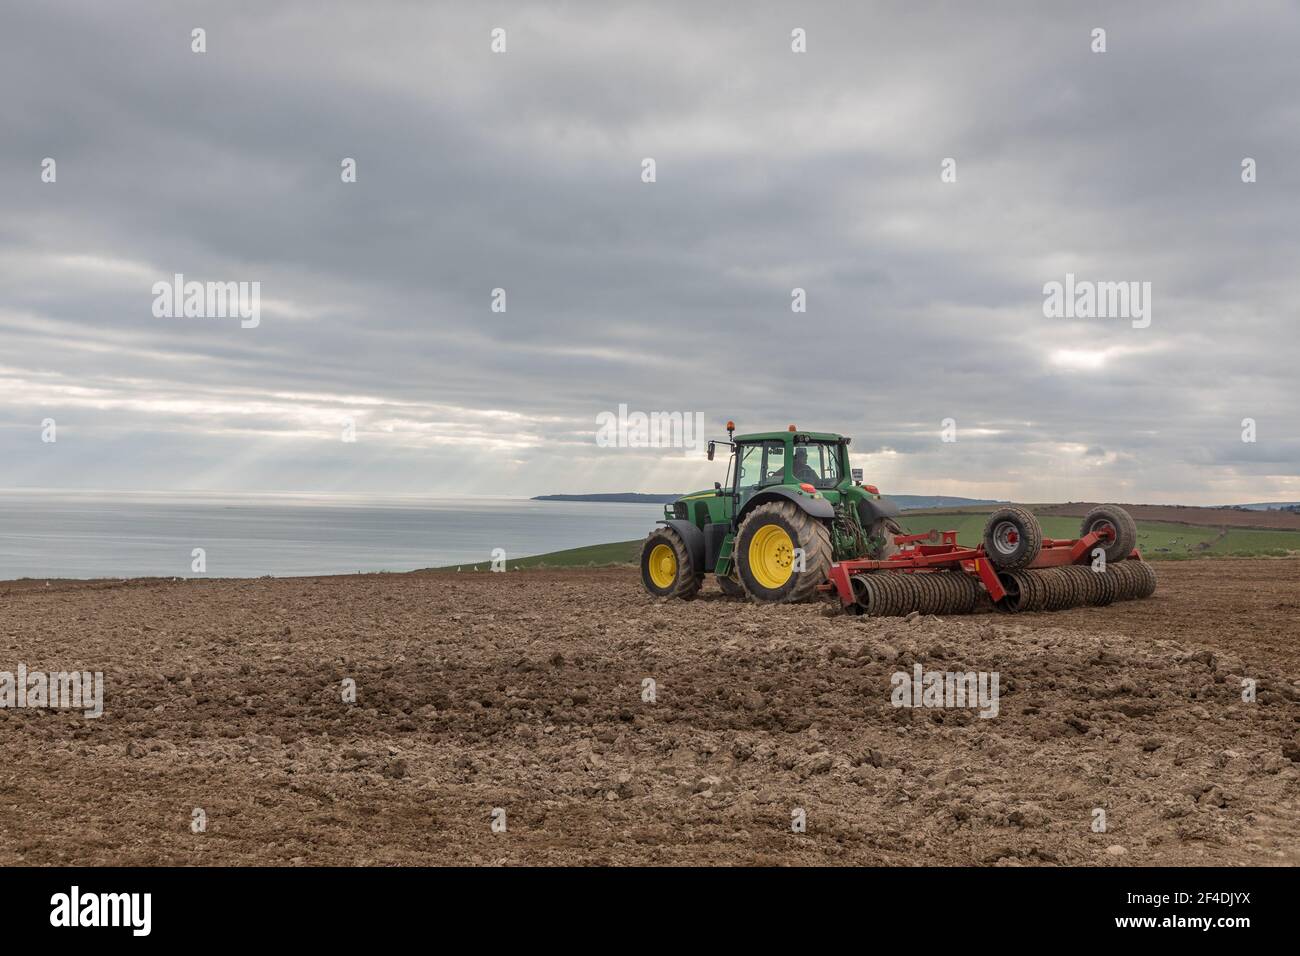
top-left (728, 427), bottom-right (850, 508)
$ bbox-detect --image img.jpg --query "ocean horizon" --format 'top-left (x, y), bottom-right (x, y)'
top-left (0, 490), bottom-right (662, 580)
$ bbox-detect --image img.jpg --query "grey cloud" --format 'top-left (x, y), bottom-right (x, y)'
top-left (0, 0), bottom-right (1297, 502)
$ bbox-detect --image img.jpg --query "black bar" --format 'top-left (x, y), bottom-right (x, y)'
top-left (0, 866), bottom-right (1283, 942)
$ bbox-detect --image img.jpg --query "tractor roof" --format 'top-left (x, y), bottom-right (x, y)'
top-left (734, 430), bottom-right (846, 443)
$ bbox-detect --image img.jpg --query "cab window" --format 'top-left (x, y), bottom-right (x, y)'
top-left (737, 441), bottom-right (787, 491)
top-left (792, 441), bottom-right (842, 488)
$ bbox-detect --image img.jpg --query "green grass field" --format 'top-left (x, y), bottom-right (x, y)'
top-left (900, 514), bottom-right (1300, 559)
top-left (430, 540), bottom-right (642, 571)
top-left (1203, 528), bottom-right (1300, 558)
top-left (433, 511), bottom-right (1300, 571)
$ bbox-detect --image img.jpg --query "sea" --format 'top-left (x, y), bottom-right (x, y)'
top-left (0, 491), bottom-right (664, 580)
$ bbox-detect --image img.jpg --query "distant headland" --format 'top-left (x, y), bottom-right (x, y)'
top-left (532, 493), bottom-right (682, 504)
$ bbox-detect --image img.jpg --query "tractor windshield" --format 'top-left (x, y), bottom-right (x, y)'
top-left (792, 440), bottom-right (843, 489)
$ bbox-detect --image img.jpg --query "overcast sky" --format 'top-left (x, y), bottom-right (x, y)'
top-left (2, 1), bottom-right (1297, 504)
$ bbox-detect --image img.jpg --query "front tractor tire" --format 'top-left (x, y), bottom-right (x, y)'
top-left (717, 573), bottom-right (747, 599)
top-left (640, 528), bottom-right (701, 600)
top-left (735, 501), bottom-right (833, 603)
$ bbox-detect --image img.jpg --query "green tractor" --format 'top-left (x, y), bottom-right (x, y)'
top-left (640, 424), bottom-right (904, 602)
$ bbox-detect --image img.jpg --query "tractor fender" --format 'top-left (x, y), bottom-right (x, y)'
top-left (856, 495), bottom-right (902, 526)
top-left (737, 486), bottom-right (835, 524)
top-left (656, 519), bottom-right (705, 571)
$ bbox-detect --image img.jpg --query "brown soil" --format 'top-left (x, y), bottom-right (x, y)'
top-left (1, 561), bottom-right (1297, 866)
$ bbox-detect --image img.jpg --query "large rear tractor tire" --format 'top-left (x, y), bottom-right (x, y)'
top-left (867, 517), bottom-right (904, 559)
top-left (639, 528), bottom-right (702, 600)
top-left (1080, 505), bottom-right (1138, 564)
top-left (735, 501), bottom-right (832, 603)
top-left (982, 506), bottom-right (1043, 571)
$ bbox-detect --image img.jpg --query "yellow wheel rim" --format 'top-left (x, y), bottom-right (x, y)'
top-left (648, 543), bottom-right (678, 589)
top-left (748, 524), bottom-right (795, 590)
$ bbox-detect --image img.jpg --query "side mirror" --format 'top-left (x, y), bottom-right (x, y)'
top-left (707, 441), bottom-right (715, 461)
top-left (714, 481), bottom-right (723, 494)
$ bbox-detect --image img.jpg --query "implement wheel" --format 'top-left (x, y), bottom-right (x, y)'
top-left (639, 528), bottom-right (701, 600)
top-left (735, 501), bottom-right (832, 603)
top-left (1080, 504), bottom-right (1138, 564)
top-left (982, 506), bottom-right (1043, 571)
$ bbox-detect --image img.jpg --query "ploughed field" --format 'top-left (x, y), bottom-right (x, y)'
top-left (0, 560), bottom-right (1297, 865)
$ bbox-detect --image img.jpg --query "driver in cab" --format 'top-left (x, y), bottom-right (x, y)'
top-left (793, 447), bottom-right (819, 484)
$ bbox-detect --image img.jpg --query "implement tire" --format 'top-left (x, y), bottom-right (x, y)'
top-left (640, 527), bottom-right (702, 600)
top-left (1080, 505), bottom-right (1138, 564)
top-left (982, 506), bottom-right (1043, 571)
top-left (736, 500), bottom-right (833, 603)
